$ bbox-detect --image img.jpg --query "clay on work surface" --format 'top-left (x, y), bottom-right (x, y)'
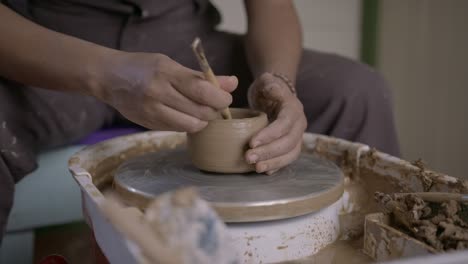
top-left (375, 192), bottom-right (468, 251)
top-left (187, 108), bottom-right (268, 173)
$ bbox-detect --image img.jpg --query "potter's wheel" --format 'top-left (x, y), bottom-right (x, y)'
top-left (114, 147), bottom-right (344, 222)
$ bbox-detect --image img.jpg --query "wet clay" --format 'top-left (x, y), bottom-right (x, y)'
top-left (187, 108), bottom-right (268, 173)
top-left (332, 168), bottom-right (394, 239)
top-left (375, 192), bottom-right (468, 251)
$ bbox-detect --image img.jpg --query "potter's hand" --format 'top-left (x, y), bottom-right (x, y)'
top-left (99, 53), bottom-right (238, 132)
top-left (246, 73), bottom-right (307, 174)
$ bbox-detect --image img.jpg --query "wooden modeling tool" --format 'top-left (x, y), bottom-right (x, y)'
top-left (191, 37), bottom-right (232, 119)
top-left (394, 192), bottom-right (468, 203)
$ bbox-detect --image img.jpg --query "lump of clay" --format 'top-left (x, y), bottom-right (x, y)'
top-left (374, 192), bottom-right (468, 252)
top-left (144, 188), bottom-right (239, 264)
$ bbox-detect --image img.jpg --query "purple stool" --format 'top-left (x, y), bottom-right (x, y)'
top-left (78, 128), bottom-right (145, 145)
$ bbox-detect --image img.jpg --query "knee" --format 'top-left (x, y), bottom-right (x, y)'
top-left (296, 50), bottom-right (393, 108)
top-left (341, 61), bottom-right (392, 109)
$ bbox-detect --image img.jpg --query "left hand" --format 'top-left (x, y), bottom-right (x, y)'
top-left (246, 73), bottom-right (307, 175)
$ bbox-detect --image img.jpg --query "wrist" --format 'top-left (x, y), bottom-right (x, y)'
top-left (249, 71), bottom-right (296, 96)
top-left (80, 47), bottom-right (122, 102)
top-left (269, 72), bottom-right (296, 95)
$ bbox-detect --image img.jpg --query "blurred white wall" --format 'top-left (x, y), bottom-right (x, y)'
top-left (378, 0), bottom-right (468, 178)
top-left (211, 0), bottom-right (362, 59)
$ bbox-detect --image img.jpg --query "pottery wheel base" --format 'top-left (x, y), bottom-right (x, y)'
top-left (114, 147), bottom-right (344, 222)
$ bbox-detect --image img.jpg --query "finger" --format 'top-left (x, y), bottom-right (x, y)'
top-left (153, 104), bottom-right (208, 133)
top-left (266, 169), bottom-right (279, 176)
top-left (246, 117), bottom-right (304, 163)
top-left (123, 108), bottom-right (173, 132)
top-left (175, 76), bottom-right (233, 110)
top-left (250, 105), bottom-right (299, 148)
top-left (217, 75), bottom-right (238, 93)
top-left (255, 141), bottom-right (302, 174)
top-left (138, 116), bottom-right (172, 131)
top-left (162, 86), bottom-right (219, 121)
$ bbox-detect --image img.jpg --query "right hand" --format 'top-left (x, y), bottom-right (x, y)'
top-left (96, 52), bottom-right (238, 132)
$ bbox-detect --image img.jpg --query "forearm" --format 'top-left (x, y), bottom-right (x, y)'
top-left (244, 0), bottom-right (302, 83)
top-left (0, 4), bottom-right (116, 97)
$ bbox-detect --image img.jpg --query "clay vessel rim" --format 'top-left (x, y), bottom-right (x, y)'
top-left (211, 108), bottom-right (266, 123)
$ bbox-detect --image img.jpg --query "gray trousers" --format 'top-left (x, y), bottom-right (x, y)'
top-left (0, 0), bottom-right (399, 240)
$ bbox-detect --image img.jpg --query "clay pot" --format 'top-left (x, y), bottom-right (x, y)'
top-left (187, 108), bottom-right (268, 173)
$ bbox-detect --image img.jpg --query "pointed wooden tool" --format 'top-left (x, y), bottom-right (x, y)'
top-left (191, 37), bottom-right (232, 119)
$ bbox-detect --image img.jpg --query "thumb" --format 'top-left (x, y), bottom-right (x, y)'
top-left (259, 73), bottom-right (290, 101)
top-left (263, 81), bottom-right (285, 101)
top-left (217, 75), bottom-right (238, 93)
